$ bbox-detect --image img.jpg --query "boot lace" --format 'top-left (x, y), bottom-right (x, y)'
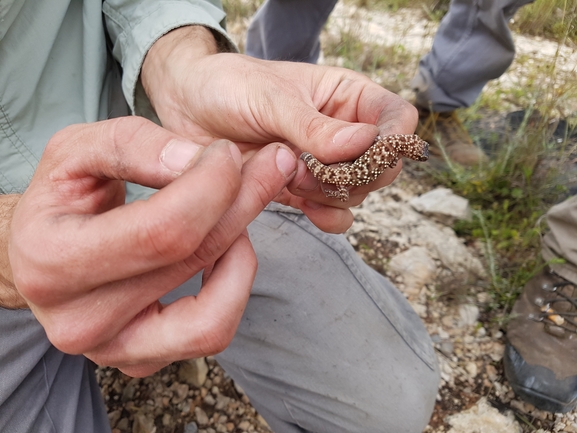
top-left (531, 277), bottom-right (577, 335)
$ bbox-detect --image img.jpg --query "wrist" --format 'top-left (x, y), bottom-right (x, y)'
top-left (141, 25), bottom-right (219, 115)
top-left (0, 194), bottom-right (27, 309)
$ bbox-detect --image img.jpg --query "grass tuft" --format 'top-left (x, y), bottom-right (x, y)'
top-left (513, 0), bottom-right (577, 44)
top-left (430, 103), bottom-right (577, 312)
top-left (222, 0), bottom-right (263, 24)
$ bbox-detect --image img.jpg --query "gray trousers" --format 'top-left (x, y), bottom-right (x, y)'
top-left (246, 0), bottom-right (534, 111)
top-left (543, 196), bottom-right (577, 285)
top-left (245, 0), bottom-right (338, 63)
top-left (0, 206), bottom-right (439, 433)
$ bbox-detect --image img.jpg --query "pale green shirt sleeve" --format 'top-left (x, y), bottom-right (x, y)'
top-left (102, 0), bottom-right (238, 117)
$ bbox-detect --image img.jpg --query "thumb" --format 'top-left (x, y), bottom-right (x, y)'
top-left (263, 63), bottom-right (420, 164)
top-left (14, 117), bottom-right (245, 298)
top-left (39, 116), bottom-right (205, 188)
top-left (277, 106), bottom-right (380, 164)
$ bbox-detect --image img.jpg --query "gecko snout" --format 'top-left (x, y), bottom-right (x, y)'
top-left (417, 142), bottom-right (430, 161)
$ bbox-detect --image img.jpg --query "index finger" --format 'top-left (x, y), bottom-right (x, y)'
top-left (276, 65), bottom-right (419, 164)
top-left (11, 118), bottom-right (244, 299)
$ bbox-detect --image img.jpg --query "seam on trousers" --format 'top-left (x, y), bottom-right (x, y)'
top-left (39, 356), bottom-right (58, 433)
top-left (435, 0), bottom-right (479, 80)
top-left (270, 210), bottom-right (436, 371)
top-left (234, 365), bottom-right (316, 432)
top-left (542, 241), bottom-right (577, 285)
top-left (282, 399), bottom-right (310, 432)
top-left (230, 365), bottom-right (298, 429)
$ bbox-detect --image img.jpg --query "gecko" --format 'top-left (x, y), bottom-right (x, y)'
top-left (300, 134), bottom-right (429, 202)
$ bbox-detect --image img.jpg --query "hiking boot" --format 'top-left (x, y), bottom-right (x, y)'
top-left (504, 268), bottom-right (577, 413)
top-left (416, 108), bottom-right (488, 167)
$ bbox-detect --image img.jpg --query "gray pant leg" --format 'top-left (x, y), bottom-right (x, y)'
top-left (412, 0), bottom-right (534, 112)
top-left (0, 309), bottom-right (110, 433)
top-left (3, 206), bottom-right (438, 433)
top-left (542, 196), bottom-right (577, 284)
top-left (245, 0), bottom-right (338, 63)
top-left (216, 207), bottom-right (439, 433)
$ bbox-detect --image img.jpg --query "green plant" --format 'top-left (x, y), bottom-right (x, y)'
top-left (343, 0), bottom-right (449, 18)
top-left (323, 26), bottom-right (418, 84)
top-left (513, 0), bottom-right (577, 44)
top-left (420, 0), bottom-right (451, 21)
top-left (343, 0), bottom-right (410, 11)
top-left (430, 103), bottom-right (576, 311)
top-left (221, 0), bottom-right (263, 23)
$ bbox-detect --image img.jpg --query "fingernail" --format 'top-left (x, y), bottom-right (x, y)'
top-left (333, 125), bottom-right (362, 148)
top-left (276, 147), bottom-right (296, 177)
top-left (161, 139), bottom-right (203, 173)
top-left (227, 142), bottom-right (243, 169)
top-left (296, 172), bottom-right (318, 191)
top-left (295, 159), bottom-right (318, 191)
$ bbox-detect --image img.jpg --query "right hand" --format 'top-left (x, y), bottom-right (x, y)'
top-left (8, 116), bottom-right (297, 377)
top-left (142, 28), bottom-right (414, 232)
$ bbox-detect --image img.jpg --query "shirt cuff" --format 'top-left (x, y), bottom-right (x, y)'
top-left (103, 1), bottom-right (237, 117)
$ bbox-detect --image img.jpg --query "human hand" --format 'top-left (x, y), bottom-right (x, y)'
top-left (141, 27), bottom-right (417, 232)
top-left (8, 116), bottom-right (297, 377)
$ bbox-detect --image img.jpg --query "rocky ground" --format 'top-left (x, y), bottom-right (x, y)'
top-left (97, 2), bottom-right (577, 432)
top-left (346, 166), bottom-right (577, 433)
top-left (96, 166), bottom-right (577, 433)
top-left (97, 167), bottom-right (577, 433)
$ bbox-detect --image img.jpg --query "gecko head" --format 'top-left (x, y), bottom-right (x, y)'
top-left (417, 141), bottom-right (429, 161)
top-left (406, 136), bottom-right (429, 161)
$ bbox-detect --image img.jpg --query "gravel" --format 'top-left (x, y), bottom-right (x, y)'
top-left (96, 169), bottom-right (577, 433)
top-left (96, 2), bottom-right (577, 431)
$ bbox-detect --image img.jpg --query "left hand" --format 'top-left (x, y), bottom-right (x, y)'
top-left (142, 26), bottom-right (418, 232)
top-left (9, 117), bottom-right (297, 376)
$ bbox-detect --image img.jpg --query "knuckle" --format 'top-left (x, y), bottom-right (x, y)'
top-left (45, 124), bottom-right (85, 157)
top-left (302, 113), bottom-right (328, 143)
top-left (45, 320), bottom-right (93, 354)
top-left (246, 174), bottom-right (281, 209)
top-left (401, 100), bottom-right (419, 124)
top-left (213, 160), bottom-right (242, 199)
top-left (189, 230), bottom-right (226, 267)
top-left (11, 248), bottom-right (63, 305)
top-left (108, 116), bottom-right (151, 142)
top-left (196, 320), bottom-right (234, 355)
top-left (48, 122), bottom-right (84, 141)
top-left (138, 211), bottom-right (203, 262)
top-left (390, 100), bottom-right (419, 134)
top-left (106, 117), bottom-right (152, 177)
top-left (12, 274), bottom-right (45, 304)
